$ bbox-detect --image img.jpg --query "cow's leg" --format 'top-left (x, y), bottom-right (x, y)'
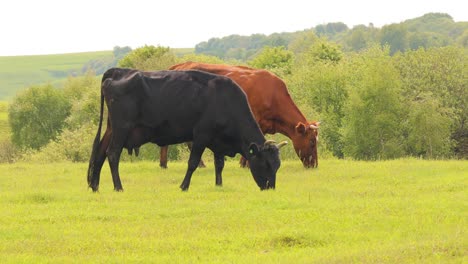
top-left (214, 153), bottom-right (224, 186)
top-left (239, 156), bottom-right (250, 168)
top-left (89, 129), bottom-right (111, 192)
top-left (107, 128), bottom-right (128, 192)
top-left (159, 146), bottom-right (168, 169)
top-left (186, 142), bottom-right (206, 168)
top-left (180, 142), bottom-right (206, 191)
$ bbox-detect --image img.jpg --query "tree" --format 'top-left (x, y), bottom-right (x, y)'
top-left (9, 84), bottom-right (71, 150)
top-left (287, 55), bottom-right (348, 157)
top-left (288, 30), bottom-right (319, 55)
top-left (406, 93), bottom-right (453, 158)
top-left (394, 46), bottom-right (467, 158)
top-left (248, 46), bottom-right (293, 76)
top-left (341, 46), bottom-right (404, 160)
top-left (380, 24), bottom-right (409, 55)
top-left (113, 46), bottom-right (132, 61)
top-left (118, 45), bottom-right (176, 70)
top-left (177, 53), bottom-right (225, 64)
top-left (58, 72), bottom-right (102, 130)
top-left (307, 39), bottom-right (343, 63)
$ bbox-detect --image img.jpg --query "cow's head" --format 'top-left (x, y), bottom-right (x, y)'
top-left (248, 140), bottom-right (287, 190)
top-left (293, 121), bottom-right (320, 168)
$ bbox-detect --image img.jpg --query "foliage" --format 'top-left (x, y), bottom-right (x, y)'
top-left (315, 22), bottom-right (348, 37)
top-left (0, 101), bottom-right (10, 141)
top-left (118, 45), bottom-right (177, 70)
top-left (288, 57), bottom-right (348, 157)
top-left (306, 38), bottom-right (343, 63)
top-left (8, 84), bottom-right (71, 150)
top-left (0, 160), bottom-right (466, 262)
top-left (341, 46), bottom-right (404, 159)
top-left (21, 123), bottom-right (97, 163)
top-left (193, 13), bottom-right (467, 60)
top-left (62, 72), bottom-right (101, 129)
top-left (288, 30), bottom-right (319, 55)
top-left (248, 46), bottom-right (294, 76)
top-left (394, 46), bottom-right (468, 158)
top-left (345, 24), bottom-right (379, 52)
top-left (195, 32), bottom-right (295, 60)
top-left (176, 53), bottom-right (225, 65)
top-left (380, 24), bottom-right (409, 55)
top-left (405, 93), bottom-right (453, 158)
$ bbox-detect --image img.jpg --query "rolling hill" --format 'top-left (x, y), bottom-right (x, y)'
top-left (0, 51), bottom-right (113, 100)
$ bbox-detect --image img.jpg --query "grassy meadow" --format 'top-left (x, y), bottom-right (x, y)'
top-left (0, 51), bottom-right (113, 100)
top-left (0, 159), bottom-right (466, 263)
top-left (0, 48), bottom-right (194, 100)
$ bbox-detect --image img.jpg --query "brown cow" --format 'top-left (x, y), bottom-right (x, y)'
top-left (160, 62), bottom-right (319, 168)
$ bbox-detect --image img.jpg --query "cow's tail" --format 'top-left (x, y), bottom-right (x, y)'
top-left (87, 89), bottom-right (105, 186)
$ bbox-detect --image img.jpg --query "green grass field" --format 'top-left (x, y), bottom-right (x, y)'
top-left (0, 159), bottom-right (465, 263)
top-left (0, 51), bottom-right (113, 100)
top-left (0, 48), bottom-right (194, 100)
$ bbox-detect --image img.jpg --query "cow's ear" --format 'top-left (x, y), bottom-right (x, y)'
top-left (249, 143), bottom-right (260, 156)
top-left (295, 122), bottom-right (306, 134)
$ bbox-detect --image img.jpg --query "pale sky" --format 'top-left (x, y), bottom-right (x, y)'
top-left (1, 0), bottom-right (466, 56)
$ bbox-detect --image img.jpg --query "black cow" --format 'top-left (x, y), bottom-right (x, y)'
top-left (87, 68), bottom-right (287, 192)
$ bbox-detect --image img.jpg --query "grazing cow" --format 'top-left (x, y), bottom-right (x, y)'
top-left (87, 67), bottom-right (287, 192)
top-left (159, 62), bottom-right (319, 168)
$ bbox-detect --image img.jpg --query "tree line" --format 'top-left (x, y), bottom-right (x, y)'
top-left (195, 13), bottom-right (467, 60)
top-left (2, 14), bottom-right (467, 163)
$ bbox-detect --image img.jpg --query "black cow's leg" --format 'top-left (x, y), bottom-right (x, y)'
top-left (107, 129), bottom-right (127, 192)
top-left (214, 153), bottom-right (224, 186)
top-left (186, 142), bottom-right (206, 168)
top-left (180, 142), bottom-right (205, 191)
top-left (89, 129), bottom-right (111, 192)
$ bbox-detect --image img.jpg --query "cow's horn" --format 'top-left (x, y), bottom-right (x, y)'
top-left (276, 141), bottom-right (288, 149)
top-left (264, 140), bottom-right (276, 146)
top-left (310, 124), bottom-right (319, 129)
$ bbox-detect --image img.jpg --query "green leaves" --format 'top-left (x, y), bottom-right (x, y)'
top-left (248, 46), bottom-right (294, 76)
top-left (118, 45), bottom-right (177, 71)
top-left (9, 84), bottom-right (71, 150)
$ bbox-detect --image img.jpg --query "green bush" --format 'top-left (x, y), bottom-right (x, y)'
top-left (9, 84), bottom-right (71, 150)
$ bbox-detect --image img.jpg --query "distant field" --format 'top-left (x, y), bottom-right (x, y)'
top-left (0, 159), bottom-right (465, 263)
top-left (0, 48), bottom-right (195, 100)
top-left (0, 51), bottom-right (112, 100)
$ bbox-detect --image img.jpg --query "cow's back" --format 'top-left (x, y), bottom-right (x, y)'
top-left (103, 69), bottom-right (257, 146)
top-left (169, 62), bottom-right (294, 124)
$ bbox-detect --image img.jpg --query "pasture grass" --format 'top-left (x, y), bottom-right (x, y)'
top-left (0, 159), bottom-right (466, 263)
top-left (0, 51), bottom-right (113, 100)
top-left (0, 48), bottom-right (194, 100)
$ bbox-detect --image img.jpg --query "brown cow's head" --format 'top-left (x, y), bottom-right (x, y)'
top-left (293, 121), bottom-right (320, 168)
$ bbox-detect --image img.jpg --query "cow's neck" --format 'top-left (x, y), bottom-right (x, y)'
top-left (239, 122), bottom-right (265, 159)
top-left (270, 107), bottom-right (308, 139)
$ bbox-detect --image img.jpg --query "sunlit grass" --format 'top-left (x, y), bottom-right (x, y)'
top-left (0, 159), bottom-right (466, 263)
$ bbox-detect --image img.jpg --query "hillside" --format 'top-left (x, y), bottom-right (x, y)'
top-left (195, 13), bottom-right (468, 60)
top-left (0, 51), bottom-right (113, 100)
top-left (0, 48), bottom-right (195, 101)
